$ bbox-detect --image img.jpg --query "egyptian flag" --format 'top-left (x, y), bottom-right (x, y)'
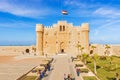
top-left (62, 10), bottom-right (68, 15)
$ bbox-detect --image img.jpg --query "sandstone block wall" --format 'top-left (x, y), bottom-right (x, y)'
top-left (36, 21), bottom-right (89, 55)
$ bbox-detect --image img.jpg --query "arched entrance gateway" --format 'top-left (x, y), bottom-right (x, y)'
top-left (60, 42), bottom-right (65, 53)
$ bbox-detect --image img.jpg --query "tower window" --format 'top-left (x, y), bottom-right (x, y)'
top-left (60, 25), bottom-right (62, 31)
top-left (60, 25), bottom-right (65, 31)
top-left (63, 25), bottom-right (65, 31)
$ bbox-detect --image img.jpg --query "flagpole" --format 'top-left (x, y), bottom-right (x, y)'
top-left (60, 0), bottom-right (63, 21)
top-left (60, 0), bottom-right (68, 21)
top-left (61, 10), bottom-right (68, 21)
top-left (62, 10), bottom-right (63, 20)
top-left (61, 10), bottom-right (63, 20)
top-left (60, 0), bottom-right (65, 21)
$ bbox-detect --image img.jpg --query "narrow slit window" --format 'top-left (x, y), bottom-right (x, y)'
top-left (63, 26), bottom-right (65, 31)
top-left (60, 25), bottom-right (62, 31)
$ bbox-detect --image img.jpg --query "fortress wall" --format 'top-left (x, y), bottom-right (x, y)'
top-left (111, 45), bottom-right (120, 56)
top-left (90, 44), bottom-right (120, 56)
top-left (0, 46), bottom-right (32, 56)
top-left (36, 21), bottom-right (89, 55)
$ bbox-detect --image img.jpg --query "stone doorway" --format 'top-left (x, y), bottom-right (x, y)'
top-left (61, 49), bottom-right (64, 53)
top-left (60, 42), bottom-right (65, 53)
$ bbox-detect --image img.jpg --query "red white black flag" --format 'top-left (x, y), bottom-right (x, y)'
top-left (62, 10), bottom-right (68, 15)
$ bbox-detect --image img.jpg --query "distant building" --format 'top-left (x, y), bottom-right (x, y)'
top-left (36, 21), bottom-right (89, 55)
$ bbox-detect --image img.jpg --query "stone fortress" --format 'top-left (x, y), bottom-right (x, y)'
top-left (36, 21), bottom-right (89, 55)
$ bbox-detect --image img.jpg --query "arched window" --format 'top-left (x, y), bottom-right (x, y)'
top-left (63, 25), bottom-right (65, 31)
top-left (60, 25), bottom-right (62, 31)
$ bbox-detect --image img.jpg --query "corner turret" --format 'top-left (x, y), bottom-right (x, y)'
top-left (36, 24), bottom-right (44, 32)
top-left (81, 23), bottom-right (89, 31)
top-left (81, 23), bottom-right (89, 53)
top-left (36, 24), bottom-right (44, 55)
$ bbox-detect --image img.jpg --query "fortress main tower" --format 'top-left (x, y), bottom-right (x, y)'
top-left (36, 21), bottom-right (89, 55)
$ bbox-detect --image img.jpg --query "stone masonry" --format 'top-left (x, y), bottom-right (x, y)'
top-left (36, 21), bottom-right (89, 55)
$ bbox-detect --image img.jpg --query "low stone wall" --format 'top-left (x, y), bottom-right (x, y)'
top-left (111, 45), bottom-right (120, 56)
top-left (90, 44), bottom-right (120, 56)
top-left (0, 46), bottom-right (32, 56)
top-left (0, 44), bottom-right (120, 56)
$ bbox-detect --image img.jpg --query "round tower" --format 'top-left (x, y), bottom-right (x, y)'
top-left (81, 23), bottom-right (89, 53)
top-left (36, 24), bottom-right (44, 55)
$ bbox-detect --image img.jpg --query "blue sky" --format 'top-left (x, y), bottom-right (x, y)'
top-left (0, 0), bottom-right (120, 45)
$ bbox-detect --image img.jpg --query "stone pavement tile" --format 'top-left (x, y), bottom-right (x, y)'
top-left (48, 55), bottom-right (82, 80)
top-left (0, 56), bottom-right (45, 80)
top-left (48, 55), bottom-right (71, 80)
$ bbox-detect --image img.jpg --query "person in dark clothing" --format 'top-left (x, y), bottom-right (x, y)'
top-left (38, 70), bottom-right (42, 80)
top-left (71, 57), bottom-right (74, 62)
top-left (76, 67), bottom-right (80, 76)
top-left (39, 74), bottom-right (42, 80)
top-left (46, 63), bottom-right (51, 71)
top-left (67, 74), bottom-right (71, 80)
top-left (41, 71), bottom-right (45, 78)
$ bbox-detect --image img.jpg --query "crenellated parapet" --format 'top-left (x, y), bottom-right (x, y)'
top-left (81, 23), bottom-right (89, 31)
top-left (36, 24), bottom-right (44, 32)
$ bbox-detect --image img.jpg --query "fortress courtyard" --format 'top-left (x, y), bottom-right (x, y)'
top-left (0, 53), bottom-right (84, 80)
top-left (0, 50), bottom-right (120, 80)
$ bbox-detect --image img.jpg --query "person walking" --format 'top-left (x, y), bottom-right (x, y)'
top-left (41, 71), bottom-right (45, 78)
top-left (64, 73), bottom-right (67, 80)
top-left (71, 57), bottom-right (74, 62)
top-left (76, 67), bottom-right (80, 76)
top-left (38, 70), bottom-right (42, 80)
top-left (47, 64), bottom-right (51, 71)
top-left (67, 74), bottom-right (71, 80)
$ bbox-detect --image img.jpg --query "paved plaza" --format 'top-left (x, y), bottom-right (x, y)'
top-left (0, 55), bottom-right (44, 80)
top-left (0, 54), bottom-right (84, 80)
top-left (47, 54), bottom-right (83, 80)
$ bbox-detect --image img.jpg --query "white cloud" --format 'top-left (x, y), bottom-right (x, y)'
top-left (64, 0), bottom-right (86, 8)
top-left (90, 19), bottom-right (120, 44)
top-left (93, 7), bottom-right (120, 18)
top-left (0, 21), bottom-right (35, 28)
top-left (0, 1), bottom-right (52, 18)
top-left (97, 20), bottom-right (120, 29)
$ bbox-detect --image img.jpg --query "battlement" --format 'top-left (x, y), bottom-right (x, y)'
top-left (58, 21), bottom-right (67, 24)
top-left (36, 24), bottom-right (44, 32)
top-left (81, 23), bottom-right (89, 31)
